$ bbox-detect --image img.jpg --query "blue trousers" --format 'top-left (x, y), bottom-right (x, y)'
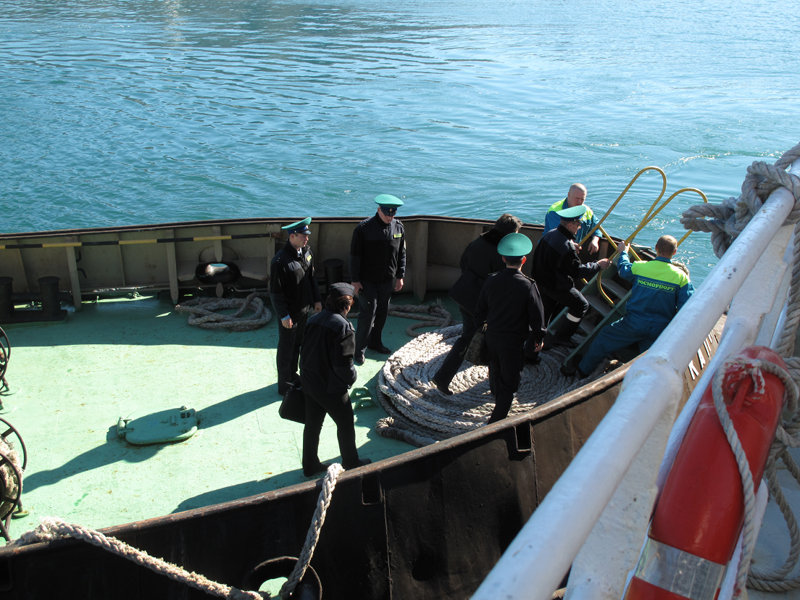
top-left (578, 317), bottom-right (666, 376)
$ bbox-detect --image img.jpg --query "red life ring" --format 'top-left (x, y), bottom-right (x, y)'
top-left (624, 346), bottom-right (786, 600)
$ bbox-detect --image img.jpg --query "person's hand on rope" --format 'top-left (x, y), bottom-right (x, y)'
top-left (596, 258), bottom-right (611, 270)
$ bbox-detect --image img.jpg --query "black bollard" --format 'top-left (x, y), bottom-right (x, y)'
top-left (38, 276), bottom-right (61, 318)
top-left (0, 278), bottom-right (13, 322)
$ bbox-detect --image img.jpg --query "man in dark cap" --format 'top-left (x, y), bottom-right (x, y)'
top-left (349, 194), bottom-right (406, 365)
top-left (432, 213), bottom-right (523, 395)
top-left (532, 204), bottom-right (610, 348)
top-left (270, 217), bottom-right (322, 395)
top-left (474, 232), bottom-right (546, 423)
top-left (299, 282), bottom-right (371, 477)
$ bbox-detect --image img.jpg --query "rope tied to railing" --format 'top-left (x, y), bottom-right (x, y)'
top-left (685, 143), bottom-right (800, 595)
top-left (681, 142), bottom-right (800, 259)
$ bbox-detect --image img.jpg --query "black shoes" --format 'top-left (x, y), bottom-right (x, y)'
top-left (354, 350), bottom-right (365, 366)
top-left (302, 462), bottom-right (330, 477)
top-left (432, 376), bottom-right (452, 396)
top-left (343, 458), bottom-right (372, 470)
top-left (368, 343), bottom-right (392, 355)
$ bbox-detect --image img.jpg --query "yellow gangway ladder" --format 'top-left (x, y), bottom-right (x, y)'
top-left (547, 167), bottom-right (708, 371)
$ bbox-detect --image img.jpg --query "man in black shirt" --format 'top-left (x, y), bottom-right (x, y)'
top-left (270, 217), bottom-right (322, 395)
top-left (475, 233), bottom-right (546, 423)
top-left (531, 205), bottom-right (610, 348)
top-left (349, 194), bottom-right (406, 365)
top-left (300, 282), bottom-right (370, 477)
top-left (432, 213), bottom-right (523, 395)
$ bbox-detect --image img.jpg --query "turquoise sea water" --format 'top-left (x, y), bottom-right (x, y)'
top-left (2, 0), bottom-right (799, 283)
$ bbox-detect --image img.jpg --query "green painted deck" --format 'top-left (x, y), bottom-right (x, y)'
top-left (0, 292), bottom-right (449, 539)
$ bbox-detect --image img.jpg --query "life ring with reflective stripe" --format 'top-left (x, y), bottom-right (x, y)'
top-left (624, 346), bottom-right (786, 600)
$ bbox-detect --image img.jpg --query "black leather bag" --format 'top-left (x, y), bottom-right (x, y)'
top-left (279, 383), bottom-right (306, 424)
top-left (464, 324), bottom-right (489, 366)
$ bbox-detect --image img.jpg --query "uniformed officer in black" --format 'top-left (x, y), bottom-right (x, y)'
top-left (270, 217), bottom-right (322, 395)
top-left (349, 194), bottom-right (406, 365)
top-left (299, 282), bottom-right (371, 477)
top-left (432, 213), bottom-right (523, 395)
top-left (474, 233), bottom-right (546, 424)
top-left (531, 204), bottom-right (610, 348)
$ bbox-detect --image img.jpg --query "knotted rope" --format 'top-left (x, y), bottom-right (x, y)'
top-left (681, 143), bottom-right (800, 594)
top-left (376, 325), bottom-right (594, 446)
top-left (175, 292), bottom-right (272, 331)
top-left (11, 463), bottom-right (345, 600)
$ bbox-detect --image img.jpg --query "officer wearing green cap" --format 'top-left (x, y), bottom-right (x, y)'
top-left (532, 204), bottom-right (610, 349)
top-left (473, 232), bottom-right (546, 423)
top-left (544, 183), bottom-right (601, 255)
top-left (349, 194), bottom-right (406, 365)
top-left (270, 217), bottom-right (322, 395)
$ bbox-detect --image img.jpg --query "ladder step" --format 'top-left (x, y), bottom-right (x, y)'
top-left (599, 278), bottom-right (628, 300)
top-left (586, 294), bottom-right (612, 317)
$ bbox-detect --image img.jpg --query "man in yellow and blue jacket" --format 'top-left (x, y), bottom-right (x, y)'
top-left (544, 183), bottom-right (601, 255)
top-left (571, 235), bottom-right (693, 377)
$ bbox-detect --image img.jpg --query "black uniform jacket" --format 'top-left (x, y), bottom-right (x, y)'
top-left (474, 268), bottom-right (546, 347)
top-left (300, 309), bottom-right (358, 396)
top-left (531, 224), bottom-right (603, 293)
top-left (448, 229), bottom-right (505, 315)
top-left (350, 214), bottom-right (406, 283)
top-left (270, 241), bottom-right (321, 322)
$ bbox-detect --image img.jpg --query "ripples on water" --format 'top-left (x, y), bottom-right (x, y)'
top-left (2, 0), bottom-right (799, 281)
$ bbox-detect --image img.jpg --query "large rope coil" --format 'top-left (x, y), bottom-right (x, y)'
top-left (375, 325), bottom-right (593, 446)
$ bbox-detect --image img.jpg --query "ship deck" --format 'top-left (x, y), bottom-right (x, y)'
top-left (0, 291), bottom-right (438, 539)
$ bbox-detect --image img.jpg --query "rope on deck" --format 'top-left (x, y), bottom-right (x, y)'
top-left (10, 463), bottom-right (346, 600)
top-left (175, 291), bottom-right (272, 331)
top-left (683, 142), bottom-right (800, 594)
top-left (375, 324), bottom-right (594, 446)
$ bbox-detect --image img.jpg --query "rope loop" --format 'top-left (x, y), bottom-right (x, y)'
top-left (681, 142), bottom-right (800, 258)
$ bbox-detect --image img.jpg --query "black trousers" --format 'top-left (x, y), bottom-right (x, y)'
top-left (276, 309), bottom-right (308, 394)
top-left (541, 286), bottom-right (588, 324)
top-left (301, 384), bottom-right (359, 469)
top-left (433, 307), bottom-right (477, 387)
top-left (485, 332), bottom-right (526, 423)
top-left (355, 279), bottom-right (393, 353)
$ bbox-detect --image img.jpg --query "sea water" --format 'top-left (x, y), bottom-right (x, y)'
top-left (2, 0), bottom-right (799, 282)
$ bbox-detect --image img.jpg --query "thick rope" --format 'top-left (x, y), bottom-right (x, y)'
top-left (0, 437), bottom-right (22, 521)
top-left (175, 292), bottom-right (272, 331)
top-left (376, 325), bottom-right (596, 446)
top-left (10, 463), bottom-right (345, 600)
top-left (681, 143), bottom-right (800, 594)
top-left (9, 517), bottom-right (262, 599)
top-left (710, 356), bottom-right (800, 596)
top-left (280, 463), bottom-right (344, 599)
top-left (387, 300), bottom-right (454, 336)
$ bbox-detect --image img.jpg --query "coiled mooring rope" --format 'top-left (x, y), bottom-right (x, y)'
top-left (175, 291), bottom-right (272, 331)
top-left (375, 325), bottom-right (595, 446)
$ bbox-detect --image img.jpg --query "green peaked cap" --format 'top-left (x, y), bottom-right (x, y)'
top-left (497, 232), bottom-right (532, 257)
top-left (281, 217), bottom-right (312, 234)
top-left (374, 194), bottom-right (404, 206)
top-left (555, 204), bottom-right (587, 221)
